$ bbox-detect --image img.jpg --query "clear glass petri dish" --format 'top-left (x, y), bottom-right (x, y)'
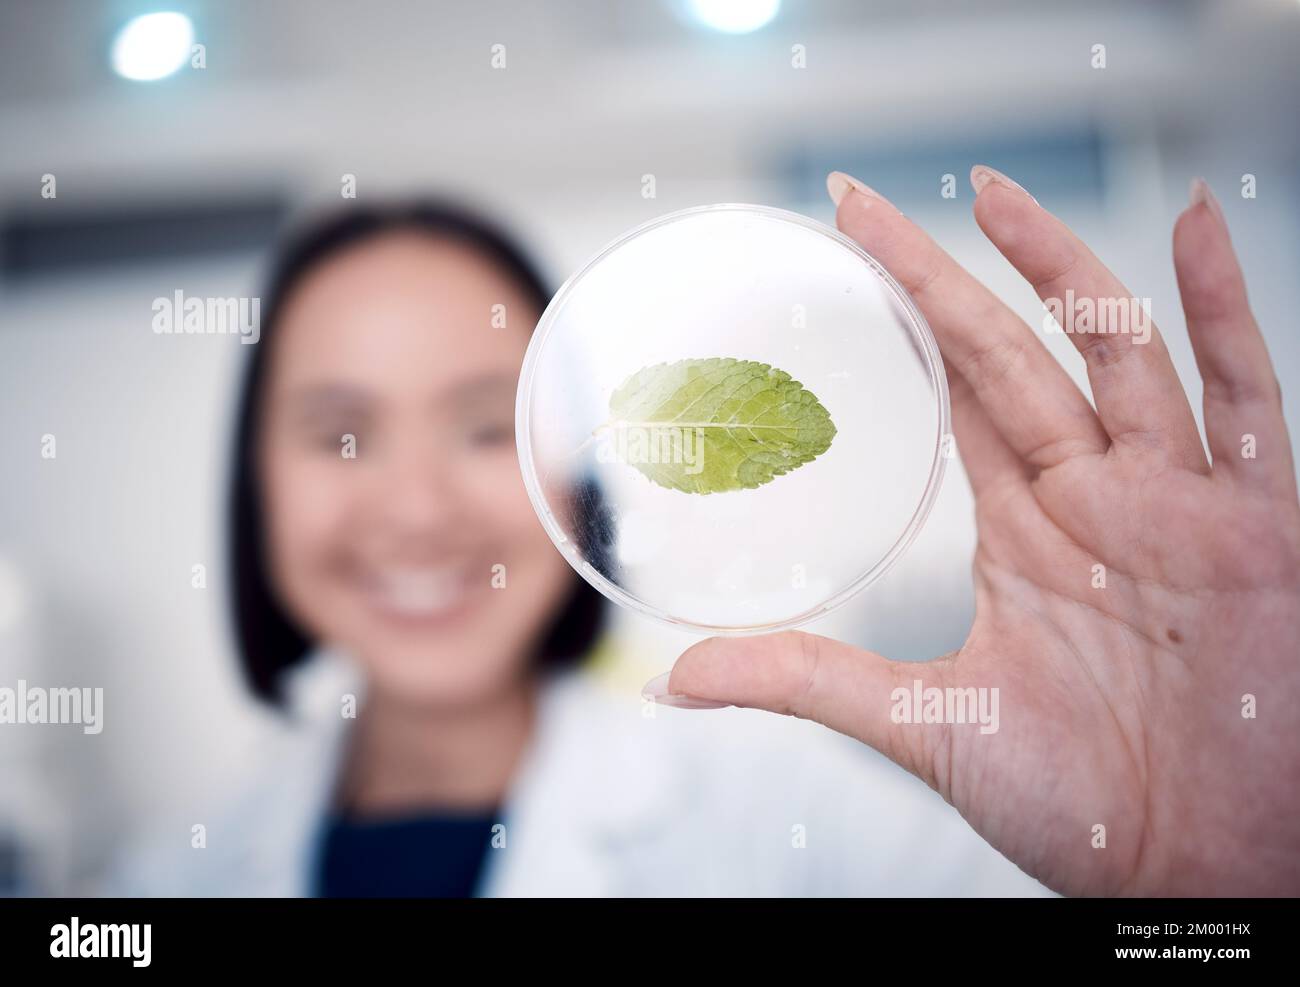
top-left (516, 203), bottom-right (949, 635)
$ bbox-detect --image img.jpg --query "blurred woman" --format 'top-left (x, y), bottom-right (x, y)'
top-left (109, 201), bottom-right (1042, 897)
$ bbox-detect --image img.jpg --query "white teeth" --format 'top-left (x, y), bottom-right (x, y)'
top-left (368, 566), bottom-right (473, 617)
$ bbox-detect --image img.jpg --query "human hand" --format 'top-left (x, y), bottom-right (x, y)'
top-left (646, 167), bottom-right (1300, 896)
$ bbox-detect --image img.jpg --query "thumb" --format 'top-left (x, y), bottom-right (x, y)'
top-left (648, 629), bottom-right (955, 792)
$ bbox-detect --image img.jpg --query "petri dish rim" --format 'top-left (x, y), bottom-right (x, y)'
top-left (515, 202), bottom-right (951, 637)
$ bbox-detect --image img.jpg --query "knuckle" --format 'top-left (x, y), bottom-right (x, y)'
top-left (1076, 330), bottom-right (1132, 370)
top-left (785, 631), bottom-right (822, 720)
top-left (960, 335), bottom-right (1028, 389)
top-left (1030, 252), bottom-right (1081, 296)
top-left (904, 257), bottom-right (944, 301)
top-left (1202, 369), bottom-right (1283, 409)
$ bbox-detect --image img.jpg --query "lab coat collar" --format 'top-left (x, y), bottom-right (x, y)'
top-left (279, 649), bottom-right (682, 897)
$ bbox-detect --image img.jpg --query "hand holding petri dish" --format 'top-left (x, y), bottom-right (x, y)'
top-left (516, 204), bottom-right (949, 635)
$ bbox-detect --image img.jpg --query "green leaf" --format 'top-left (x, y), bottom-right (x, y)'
top-left (599, 357), bottom-right (836, 494)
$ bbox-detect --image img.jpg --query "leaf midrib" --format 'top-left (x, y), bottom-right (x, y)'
top-left (609, 420), bottom-right (801, 430)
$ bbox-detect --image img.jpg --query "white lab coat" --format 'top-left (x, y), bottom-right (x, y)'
top-left (105, 648), bottom-right (1052, 897)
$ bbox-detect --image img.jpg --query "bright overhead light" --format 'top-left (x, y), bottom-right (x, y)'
top-left (111, 12), bottom-right (195, 81)
top-left (686, 0), bottom-right (781, 35)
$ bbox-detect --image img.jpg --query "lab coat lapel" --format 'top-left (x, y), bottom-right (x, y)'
top-left (477, 670), bottom-right (681, 897)
top-left (270, 648), bottom-right (365, 896)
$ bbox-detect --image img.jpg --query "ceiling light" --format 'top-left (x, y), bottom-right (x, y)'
top-left (111, 12), bottom-right (195, 82)
top-left (685, 0), bottom-right (781, 35)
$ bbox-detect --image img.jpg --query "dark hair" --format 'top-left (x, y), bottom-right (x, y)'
top-left (229, 201), bottom-right (605, 706)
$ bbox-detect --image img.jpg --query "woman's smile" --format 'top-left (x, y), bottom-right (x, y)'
top-left (352, 559), bottom-right (486, 627)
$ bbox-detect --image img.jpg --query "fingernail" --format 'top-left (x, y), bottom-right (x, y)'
top-left (640, 671), bottom-right (732, 710)
top-left (826, 170), bottom-right (879, 208)
top-left (970, 164), bottom-right (1038, 203)
top-left (1189, 177), bottom-right (1225, 227)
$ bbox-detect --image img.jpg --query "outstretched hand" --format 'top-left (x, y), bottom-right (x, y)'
top-left (646, 167), bottom-right (1300, 896)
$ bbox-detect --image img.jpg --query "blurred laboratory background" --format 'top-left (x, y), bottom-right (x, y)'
top-left (2, 0), bottom-right (1299, 894)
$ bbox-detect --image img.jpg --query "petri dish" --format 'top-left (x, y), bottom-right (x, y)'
top-left (516, 203), bottom-right (949, 635)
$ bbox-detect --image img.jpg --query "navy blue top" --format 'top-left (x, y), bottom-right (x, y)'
top-left (314, 809), bottom-right (499, 898)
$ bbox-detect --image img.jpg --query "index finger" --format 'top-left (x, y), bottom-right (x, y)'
top-left (828, 172), bottom-right (1108, 473)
